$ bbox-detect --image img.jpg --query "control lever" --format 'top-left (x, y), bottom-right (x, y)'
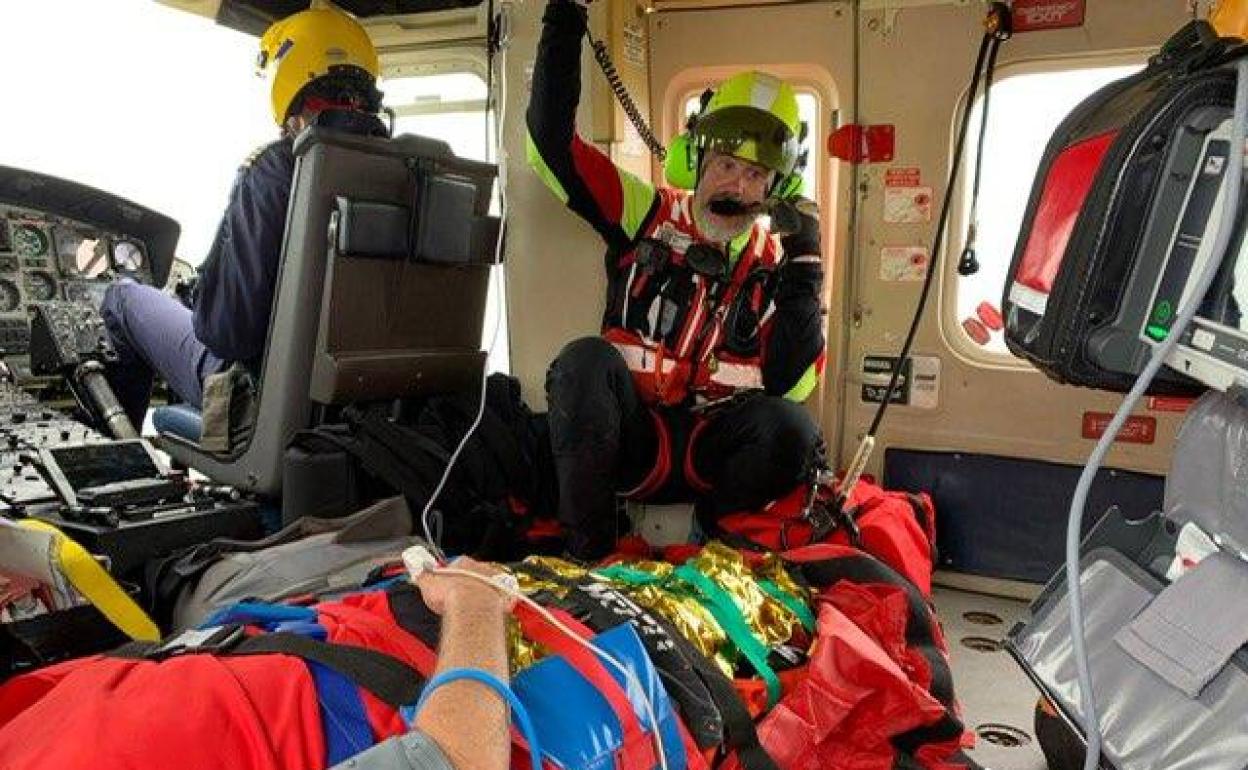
top-left (75, 360), bottom-right (137, 439)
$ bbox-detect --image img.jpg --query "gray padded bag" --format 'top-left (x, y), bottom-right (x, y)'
top-left (172, 496), bottom-right (421, 630)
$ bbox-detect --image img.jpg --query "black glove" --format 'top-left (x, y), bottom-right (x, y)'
top-left (776, 199), bottom-right (823, 302)
top-left (776, 197), bottom-right (821, 257)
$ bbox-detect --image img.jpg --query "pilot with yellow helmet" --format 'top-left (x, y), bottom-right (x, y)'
top-left (100, 7), bottom-right (385, 428)
top-left (527, 0), bottom-right (826, 559)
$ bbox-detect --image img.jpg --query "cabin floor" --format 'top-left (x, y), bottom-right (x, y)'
top-left (933, 587), bottom-right (1050, 770)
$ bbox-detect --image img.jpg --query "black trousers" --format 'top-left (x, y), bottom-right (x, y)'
top-left (546, 336), bottom-right (821, 560)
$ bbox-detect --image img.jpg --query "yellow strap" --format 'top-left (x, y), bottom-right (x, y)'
top-left (18, 519), bottom-right (160, 641)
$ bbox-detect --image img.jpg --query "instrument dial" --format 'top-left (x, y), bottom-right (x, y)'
top-left (0, 280), bottom-right (19, 313)
top-left (23, 271), bottom-right (56, 301)
top-left (113, 239), bottom-right (144, 272)
top-left (13, 224), bottom-right (48, 258)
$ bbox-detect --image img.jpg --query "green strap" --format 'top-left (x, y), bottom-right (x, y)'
top-left (757, 580), bottom-right (816, 632)
top-left (592, 564), bottom-right (665, 586)
top-left (673, 565), bottom-right (781, 707)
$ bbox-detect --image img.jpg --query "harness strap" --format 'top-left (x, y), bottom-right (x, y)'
top-left (594, 563), bottom-right (782, 707)
top-left (113, 630), bottom-right (425, 709)
top-left (756, 580), bottom-right (815, 632)
top-left (671, 565), bottom-right (782, 708)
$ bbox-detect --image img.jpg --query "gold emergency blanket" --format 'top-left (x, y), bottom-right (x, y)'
top-left (511, 542), bottom-right (809, 678)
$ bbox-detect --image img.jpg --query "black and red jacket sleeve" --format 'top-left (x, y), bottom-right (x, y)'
top-left (525, 0), bottom-right (659, 249)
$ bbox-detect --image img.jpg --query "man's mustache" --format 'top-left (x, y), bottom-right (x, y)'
top-left (708, 196), bottom-right (766, 217)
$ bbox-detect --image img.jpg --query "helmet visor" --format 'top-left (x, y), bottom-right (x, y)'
top-left (691, 106), bottom-right (800, 176)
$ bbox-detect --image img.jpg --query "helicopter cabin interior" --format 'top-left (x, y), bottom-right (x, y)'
top-left (2, 1), bottom-right (1247, 769)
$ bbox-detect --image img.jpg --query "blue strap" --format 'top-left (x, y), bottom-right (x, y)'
top-left (196, 604), bottom-right (377, 767)
top-left (200, 602), bottom-right (317, 629)
top-left (309, 660), bottom-right (376, 766)
top-left (415, 668), bottom-right (544, 770)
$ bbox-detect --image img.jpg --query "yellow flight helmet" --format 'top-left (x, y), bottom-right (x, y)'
top-left (1212, 0), bottom-right (1248, 40)
top-left (257, 7), bottom-right (381, 126)
top-left (665, 70), bottom-right (808, 199)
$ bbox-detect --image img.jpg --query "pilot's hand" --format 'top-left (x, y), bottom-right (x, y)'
top-left (173, 275), bottom-right (200, 310)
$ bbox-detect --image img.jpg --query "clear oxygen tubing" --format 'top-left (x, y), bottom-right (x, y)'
top-left (1065, 56), bottom-right (1248, 770)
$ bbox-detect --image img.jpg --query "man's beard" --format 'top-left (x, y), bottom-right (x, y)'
top-left (693, 193), bottom-right (756, 243)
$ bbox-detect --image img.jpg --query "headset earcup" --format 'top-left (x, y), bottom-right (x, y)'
top-left (665, 133), bottom-right (698, 189)
top-left (774, 172), bottom-right (803, 201)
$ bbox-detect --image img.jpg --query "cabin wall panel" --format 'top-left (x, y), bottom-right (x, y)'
top-left (843, 0), bottom-right (1192, 479)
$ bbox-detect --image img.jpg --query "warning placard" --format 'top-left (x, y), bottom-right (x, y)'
top-left (861, 355), bottom-right (940, 409)
top-left (1147, 396), bottom-right (1196, 413)
top-left (622, 22), bottom-right (646, 68)
top-left (880, 246), bottom-right (929, 282)
top-left (1081, 413), bottom-right (1157, 444)
top-left (1012, 0), bottom-right (1085, 33)
top-left (884, 186), bottom-right (932, 224)
top-left (884, 167), bottom-right (922, 188)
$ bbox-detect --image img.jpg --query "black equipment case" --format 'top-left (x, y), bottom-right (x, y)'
top-left (1003, 21), bottom-right (1241, 394)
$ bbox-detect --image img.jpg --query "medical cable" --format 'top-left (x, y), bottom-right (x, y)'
top-left (420, 45), bottom-right (510, 561)
top-left (1065, 56), bottom-right (1248, 770)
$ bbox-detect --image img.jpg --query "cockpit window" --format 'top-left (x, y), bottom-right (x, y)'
top-left (0, 2), bottom-right (273, 267)
top-left (950, 58), bottom-right (1146, 360)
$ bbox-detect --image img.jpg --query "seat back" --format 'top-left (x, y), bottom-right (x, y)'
top-left (161, 127), bottom-right (498, 495)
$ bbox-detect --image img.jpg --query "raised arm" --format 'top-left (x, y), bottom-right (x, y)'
top-left (525, 0), bottom-right (659, 248)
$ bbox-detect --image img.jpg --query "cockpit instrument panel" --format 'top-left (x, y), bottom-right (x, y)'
top-left (0, 207), bottom-right (156, 369)
top-left (0, 164), bottom-right (179, 380)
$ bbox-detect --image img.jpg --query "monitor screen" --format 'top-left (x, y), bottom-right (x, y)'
top-left (48, 441), bottom-right (161, 492)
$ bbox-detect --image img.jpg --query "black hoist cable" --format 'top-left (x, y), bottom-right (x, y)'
top-left (828, 3), bottom-right (1013, 520)
top-left (588, 30), bottom-right (668, 160)
top-left (958, 5), bottom-right (1012, 276)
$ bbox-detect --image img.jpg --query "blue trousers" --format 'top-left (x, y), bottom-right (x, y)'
top-left (99, 280), bottom-right (227, 428)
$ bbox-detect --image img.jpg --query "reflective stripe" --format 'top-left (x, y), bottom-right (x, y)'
top-left (677, 277), bottom-right (707, 358)
top-left (526, 132), bottom-right (569, 204)
top-left (621, 261), bottom-right (638, 324)
top-left (619, 170), bottom-right (656, 240)
top-left (710, 360), bottom-right (764, 389)
top-left (783, 361), bottom-right (820, 403)
top-left (749, 74), bottom-right (781, 113)
top-left (611, 340), bottom-right (678, 375)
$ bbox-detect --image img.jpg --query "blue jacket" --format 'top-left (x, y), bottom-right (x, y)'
top-left (193, 138), bottom-right (295, 365)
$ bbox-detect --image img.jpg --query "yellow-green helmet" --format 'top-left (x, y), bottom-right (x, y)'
top-left (256, 7), bottom-right (380, 126)
top-left (665, 71), bottom-right (806, 195)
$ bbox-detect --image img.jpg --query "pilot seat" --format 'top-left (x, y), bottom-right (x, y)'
top-left (154, 125), bottom-right (500, 499)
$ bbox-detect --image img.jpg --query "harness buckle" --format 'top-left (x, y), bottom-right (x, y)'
top-left (149, 624), bottom-right (246, 659)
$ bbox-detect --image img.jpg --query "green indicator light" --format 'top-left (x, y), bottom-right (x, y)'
top-left (1152, 300), bottom-right (1174, 324)
top-left (1146, 325), bottom-right (1169, 341)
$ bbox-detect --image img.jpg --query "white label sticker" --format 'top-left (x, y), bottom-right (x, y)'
top-left (909, 355), bottom-right (941, 410)
top-left (883, 186), bottom-right (932, 224)
top-left (623, 23), bottom-right (647, 68)
top-left (880, 246), bottom-right (929, 281)
top-left (860, 354), bottom-right (940, 409)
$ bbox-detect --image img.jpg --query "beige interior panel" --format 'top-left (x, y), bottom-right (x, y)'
top-left (838, 0), bottom-right (1194, 479)
top-left (498, 0), bottom-right (617, 408)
